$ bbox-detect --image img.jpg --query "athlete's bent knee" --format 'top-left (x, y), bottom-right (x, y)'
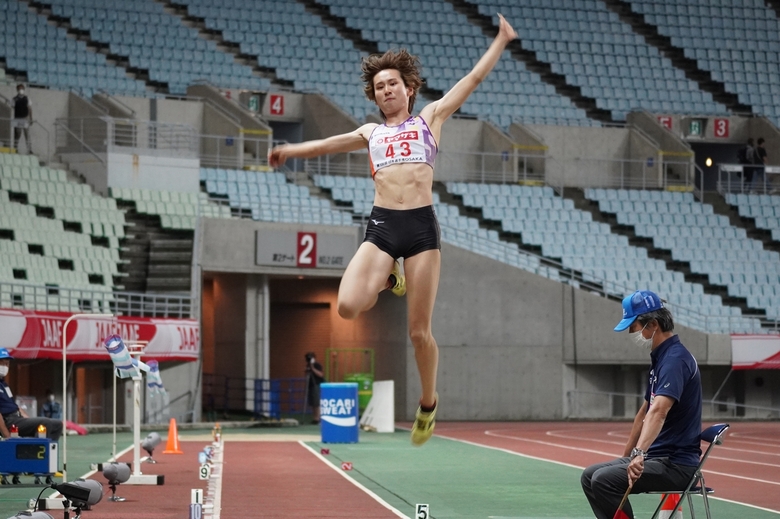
top-left (337, 300), bottom-right (359, 320)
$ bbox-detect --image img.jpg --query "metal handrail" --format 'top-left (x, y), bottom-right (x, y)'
top-left (96, 89), bottom-right (136, 117)
top-left (627, 122), bottom-right (660, 148)
top-left (53, 119), bottom-right (106, 164)
top-left (0, 280), bottom-right (193, 318)
top-left (716, 163), bottom-right (780, 196)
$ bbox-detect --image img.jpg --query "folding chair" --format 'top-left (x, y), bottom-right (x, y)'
top-left (649, 423), bottom-right (730, 519)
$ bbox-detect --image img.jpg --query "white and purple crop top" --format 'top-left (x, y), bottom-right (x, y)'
top-left (367, 116), bottom-right (438, 177)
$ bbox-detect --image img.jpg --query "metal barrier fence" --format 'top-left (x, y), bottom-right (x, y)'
top-left (302, 150), bottom-right (696, 192)
top-left (0, 280), bottom-right (193, 317)
top-left (254, 378), bottom-right (308, 420)
top-left (202, 374), bottom-right (252, 421)
top-left (566, 390), bottom-right (780, 420)
top-left (717, 163), bottom-right (780, 195)
top-left (199, 133), bottom-right (272, 170)
top-left (303, 149), bottom-right (546, 184)
top-left (202, 374), bottom-right (308, 421)
top-left (55, 116), bottom-right (198, 157)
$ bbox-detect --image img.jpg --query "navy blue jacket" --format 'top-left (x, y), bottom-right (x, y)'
top-left (645, 335), bottom-right (703, 466)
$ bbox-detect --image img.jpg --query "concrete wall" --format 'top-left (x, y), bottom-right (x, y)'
top-left (199, 218), bottom-right (362, 276)
top-left (60, 152), bottom-right (107, 189)
top-left (158, 99), bottom-right (204, 132)
top-left (201, 103), bottom-right (242, 167)
top-left (104, 153), bottom-right (200, 195)
top-left (626, 111), bottom-right (694, 184)
top-left (196, 218), bottom-right (744, 421)
top-left (302, 92), bottom-right (360, 143)
top-left (523, 124), bottom-right (666, 189)
top-left (508, 123), bottom-right (547, 179)
top-left (432, 119), bottom-right (518, 183)
top-left (154, 360), bottom-right (202, 423)
top-left (407, 242), bottom-right (736, 420)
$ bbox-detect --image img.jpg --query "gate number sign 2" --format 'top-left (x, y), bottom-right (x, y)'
top-left (297, 232), bottom-right (317, 268)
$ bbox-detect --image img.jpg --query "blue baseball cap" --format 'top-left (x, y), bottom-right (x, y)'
top-left (0, 348), bottom-right (13, 360)
top-left (614, 290), bottom-right (664, 331)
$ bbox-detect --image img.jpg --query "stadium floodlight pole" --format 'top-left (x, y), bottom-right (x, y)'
top-left (62, 313), bottom-right (113, 483)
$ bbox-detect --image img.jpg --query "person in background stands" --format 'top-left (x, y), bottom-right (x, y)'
top-left (11, 84), bottom-right (33, 154)
top-left (42, 388), bottom-right (63, 420)
top-left (751, 137), bottom-right (768, 193)
top-left (305, 352), bottom-right (325, 425)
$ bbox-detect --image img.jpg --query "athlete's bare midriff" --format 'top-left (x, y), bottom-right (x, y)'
top-left (372, 162), bottom-right (434, 209)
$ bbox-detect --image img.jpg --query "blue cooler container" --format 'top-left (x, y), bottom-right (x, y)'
top-left (320, 382), bottom-right (359, 443)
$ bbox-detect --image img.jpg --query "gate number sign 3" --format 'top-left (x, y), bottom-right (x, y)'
top-left (297, 232), bottom-right (317, 268)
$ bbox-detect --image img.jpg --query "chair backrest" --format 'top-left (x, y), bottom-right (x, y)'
top-left (697, 423), bottom-right (730, 471)
top-left (701, 423), bottom-right (729, 446)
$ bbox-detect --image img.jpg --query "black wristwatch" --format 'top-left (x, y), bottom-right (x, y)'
top-left (630, 447), bottom-right (648, 460)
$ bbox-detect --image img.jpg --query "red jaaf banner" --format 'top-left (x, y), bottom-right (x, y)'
top-left (731, 334), bottom-right (780, 370)
top-left (0, 309), bottom-right (199, 362)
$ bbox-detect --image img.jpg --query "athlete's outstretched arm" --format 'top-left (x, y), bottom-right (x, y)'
top-left (268, 124), bottom-right (372, 167)
top-left (424, 14), bottom-right (517, 125)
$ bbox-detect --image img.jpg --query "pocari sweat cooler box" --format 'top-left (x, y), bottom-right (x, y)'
top-left (320, 383), bottom-right (359, 443)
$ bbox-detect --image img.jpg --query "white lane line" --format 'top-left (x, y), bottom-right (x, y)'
top-left (483, 430), bottom-right (780, 487)
top-left (436, 433), bottom-right (584, 471)
top-left (544, 430), bottom-right (780, 467)
top-left (298, 441), bottom-right (408, 519)
top-left (546, 429), bottom-right (626, 446)
top-left (730, 433), bottom-right (780, 444)
top-left (456, 431), bottom-right (780, 515)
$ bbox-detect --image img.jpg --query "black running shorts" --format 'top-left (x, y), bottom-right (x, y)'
top-left (363, 205), bottom-right (441, 259)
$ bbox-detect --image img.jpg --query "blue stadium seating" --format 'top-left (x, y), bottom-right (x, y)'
top-left (0, 0), bottom-right (146, 96)
top-left (467, 0), bottom-right (729, 120)
top-left (203, 169), bottom-right (355, 226)
top-left (43, 0), bottom-right (270, 95)
top-left (318, 0), bottom-right (591, 126)
top-left (588, 188), bottom-right (780, 324)
top-left (628, 0), bottom-right (780, 125)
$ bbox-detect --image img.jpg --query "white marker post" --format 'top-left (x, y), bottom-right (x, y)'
top-left (125, 342), bottom-right (163, 485)
top-left (190, 489), bottom-right (203, 519)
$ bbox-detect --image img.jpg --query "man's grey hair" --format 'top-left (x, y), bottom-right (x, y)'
top-left (637, 307), bottom-right (674, 332)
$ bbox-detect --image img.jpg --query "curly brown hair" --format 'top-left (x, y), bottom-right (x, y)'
top-left (361, 49), bottom-right (422, 120)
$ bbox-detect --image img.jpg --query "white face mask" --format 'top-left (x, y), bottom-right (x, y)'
top-left (629, 323), bottom-right (656, 349)
top-left (48, 394), bottom-right (55, 402)
top-left (0, 365), bottom-right (8, 378)
top-left (18, 89), bottom-right (25, 96)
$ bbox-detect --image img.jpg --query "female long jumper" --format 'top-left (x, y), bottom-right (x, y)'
top-left (269, 15), bottom-right (517, 446)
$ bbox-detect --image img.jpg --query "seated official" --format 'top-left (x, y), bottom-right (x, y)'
top-left (581, 291), bottom-right (702, 519)
top-left (0, 348), bottom-right (63, 441)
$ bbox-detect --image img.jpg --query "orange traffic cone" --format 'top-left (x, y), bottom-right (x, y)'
top-left (659, 494), bottom-right (683, 519)
top-left (162, 418), bottom-right (183, 454)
